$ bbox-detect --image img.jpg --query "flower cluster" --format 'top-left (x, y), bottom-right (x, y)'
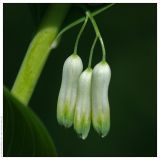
top-left (57, 54), bottom-right (111, 139)
top-left (56, 11), bottom-right (111, 139)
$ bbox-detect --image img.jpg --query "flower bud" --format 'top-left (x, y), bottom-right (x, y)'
top-left (74, 68), bottom-right (92, 140)
top-left (92, 61), bottom-right (111, 137)
top-left (57, 54), bottom-right (83, 128)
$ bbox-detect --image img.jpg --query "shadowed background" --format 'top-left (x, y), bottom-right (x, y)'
top-left (4, 3), bottom-right (157, 156)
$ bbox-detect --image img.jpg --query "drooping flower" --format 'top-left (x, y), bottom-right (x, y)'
top-left (74, 68), bottom-right (92, 139)
top-left (57, 54), bottom-right (83, 128)
top-left (91, 61), bottom-right (111, 137)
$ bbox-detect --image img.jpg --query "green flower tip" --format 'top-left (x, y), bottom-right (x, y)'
top-left (74, 114), bottom-right (91, 140)
top-left (57, 103), bottom-right (73, 128)
top-left (96, 115), bottom-right (110, 138)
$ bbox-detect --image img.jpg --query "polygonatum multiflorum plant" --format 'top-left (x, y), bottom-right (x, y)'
top-left (57, 10), bottom-right (111, 139)
top-left (8, 5), bottom-right (115, 152)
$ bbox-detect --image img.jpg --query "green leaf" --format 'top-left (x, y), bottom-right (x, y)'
top-left (3, 86), bottom-right (57, 157)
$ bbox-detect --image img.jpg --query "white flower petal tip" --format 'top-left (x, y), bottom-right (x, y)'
top-left (92, 61), bottom-right (111, 137)
top-left (57, 54), bottom-right (83, 128)
top-left (74, 68), bottom-right (92, 140)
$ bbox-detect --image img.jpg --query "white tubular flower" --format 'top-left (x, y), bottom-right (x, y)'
top-left (74, 68), bottom-right (92, 140)
top-left (57, 54), bottom-right (83, 128)
top-left (92, 61), bottom-right (111, 138)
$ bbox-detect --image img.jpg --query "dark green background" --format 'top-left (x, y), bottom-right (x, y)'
top-left (4, 3), bottom-right (157, 156)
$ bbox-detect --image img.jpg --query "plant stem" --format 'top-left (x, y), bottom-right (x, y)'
top-left (11, 4), bottom-right (70, 105)
top-left (73, 16), bottom-right (88, 54)
top-left (93, 3), bottom-right (115, 16)
top-left (88, 36), bottom-right (98, 68)
top-left (86, 11), bottom-right (106, 61)
top-left (53, 3), bottom-right (115, 46)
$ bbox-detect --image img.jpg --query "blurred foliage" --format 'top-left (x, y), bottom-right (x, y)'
top-left (4, 3), bottom-right (157, 156)
top-left (29, 4), bottom-right (49, 27)
top-left (3, 87), bottom-right (57, 156)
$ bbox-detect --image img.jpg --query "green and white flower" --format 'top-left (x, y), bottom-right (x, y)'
top-left (74, 68), bottom-right (92, 139)
top-left (91, 61), bottom-right (111, 137)
top-left (57, 54), bottom-right (83, 128)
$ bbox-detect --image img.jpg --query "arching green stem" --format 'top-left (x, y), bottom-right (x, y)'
top-left (86, 11), bottom-right (106, 61)
top-left (52, 3), bottom-right (115, 47)
top-left (88, 36), bottom-right (98, 68)
top-left (73, 16), bottom-right (88, 54)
